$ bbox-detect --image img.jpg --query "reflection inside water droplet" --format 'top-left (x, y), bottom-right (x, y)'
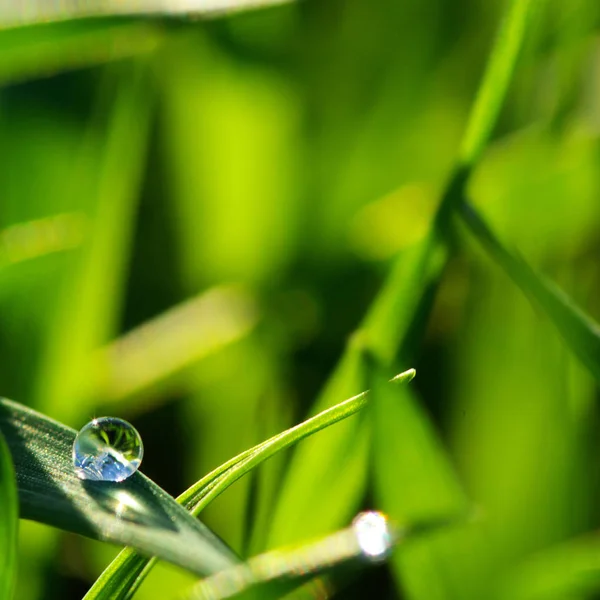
top-left (81, 481), bottom-right (178, 531)
top-left (73, 417), bottom-right (143, 482)
top-left (352, 511), bottom-right (392, 560)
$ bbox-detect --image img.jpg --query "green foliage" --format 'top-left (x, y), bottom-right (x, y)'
top-left (1, 0), bottom-right (600, 599)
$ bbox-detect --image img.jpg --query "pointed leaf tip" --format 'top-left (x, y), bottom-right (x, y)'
top-left (390, 368), bottom-right (416, 384)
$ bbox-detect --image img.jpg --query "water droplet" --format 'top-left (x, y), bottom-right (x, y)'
top-left (73, 417), bottom-right (143, 482)
top-left (352, 511), bottom-right (392, 560)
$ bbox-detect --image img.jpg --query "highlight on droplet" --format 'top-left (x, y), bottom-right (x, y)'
top-left (352, 510), bottom-right (393, 560)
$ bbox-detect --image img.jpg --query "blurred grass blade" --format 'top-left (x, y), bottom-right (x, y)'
top-left (0, 213), bottom-right (86, 268)
top-left (84, 370), bottom-right (415, 600)
top-left (364, 1), bottom-right (539, 597)
top-left (0, 0), bottom-right (294, 29)
top-left (370, 365), bottom-right (468, 600)
top-left (459, 0), bottom-right (537, 167)
top-left (182, 517), bottom-right (388, 600)
top-left (0, 21), bottom-right (163, 86)
top-left (459, 201), bottom-right (600, 383)
top-left (36, 64), bottom-right (152, 423)
top-left (94, 285), bottom-right (259, 410)
top-left (266, 178), bottom-right (443, 549)
top-left (0, 428), bottom-right (18, 600)
top-left (267, 174), bottom-right (461, 551)
top-left (0, 398), bottom-right (239, 577)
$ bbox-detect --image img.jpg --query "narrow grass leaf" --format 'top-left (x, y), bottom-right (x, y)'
top-left (459, 0), bottom-right (538, 167)
top-left (0, 398), bottom-right (238, 577)
top-left (83, 370), bottom-right (415, 600)
top-left (459, 200), bottom-right (600, 383)
top-left (0, 428), bottom-right (18, 600)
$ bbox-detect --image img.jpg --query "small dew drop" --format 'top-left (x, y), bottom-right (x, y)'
top-left (72, 417), bottom-right (143, 482)
top-left (352, 511), bottom-right (393, 560)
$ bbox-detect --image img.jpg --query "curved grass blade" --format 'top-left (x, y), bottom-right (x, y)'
top-left (0, 0), bottom-right (294, 30)
top-left (459, 200), bottom-right (600, 383)
top-left (84, 370), bottom-right (415, 600)
top-left (0, 428), bottom-right (18, 600)
top-left (0, 398), bottom-right (238, 577)
top-left (459, 0), bottom-right (538, 167)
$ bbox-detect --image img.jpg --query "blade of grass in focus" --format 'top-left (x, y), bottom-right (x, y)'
top-left (83, 370), bottom-right (415, 600)
top-left (0, 428), bottom-right (18, 600)
top-left (0, 0), bottom-right (295, 30)
top-left (0, 397), bottom-right (239, 577)
top-left (0, 20), bottom-right (163, 85)
top-left (459, 200), bottom-right (600, 383)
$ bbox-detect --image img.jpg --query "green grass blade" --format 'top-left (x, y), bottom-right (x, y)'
top-left (183, 508), bottom-right (464, 600)
top-left (180, 369), bottom-right (414, 516)
top-left (181, 516), bottom-right (393, 600)
top-left (36, 63), bottom-right (153, 423)
top-left (459, 200), bottom-right (600, 383)
top-left (267, 0), bottom-right (539, 555)
top-left (0, 0), bottom-right (294, 29)
top-left (459, 0), bottom-right (538, 167)
top-left (83, 370), bottom-right (415, 600)
top-left (0, 398), bottom-right (238, 577)
top-left (363, 2), bottom-right (541, 597)
top-left (0, 428), bottom-right (18, 600)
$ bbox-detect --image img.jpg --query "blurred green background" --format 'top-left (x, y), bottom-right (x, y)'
top-left (3, 0), bottom-right (600, 598)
